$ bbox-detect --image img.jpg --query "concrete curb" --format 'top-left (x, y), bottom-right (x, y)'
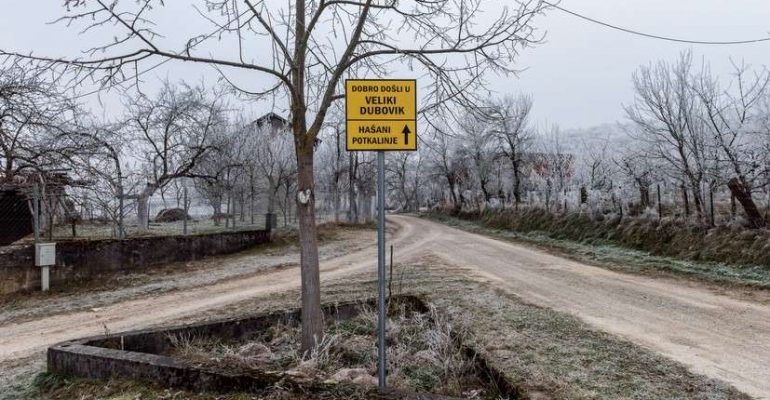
top-left (47, 296), bottom-right (506, 399)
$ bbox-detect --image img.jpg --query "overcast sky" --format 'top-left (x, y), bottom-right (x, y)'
top-left (1, 1), bottom-right (769, 130)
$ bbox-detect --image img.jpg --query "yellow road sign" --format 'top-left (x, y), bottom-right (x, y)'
top-left (346, 79), bottom-right (416, 151)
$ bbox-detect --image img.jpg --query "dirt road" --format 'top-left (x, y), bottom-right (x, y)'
top-left (1, 215), bottom-right (768, 398)
top-left (409, 216), bottom-right (770, 400)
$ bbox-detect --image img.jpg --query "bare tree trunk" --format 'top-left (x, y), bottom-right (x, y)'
top-left (731, 192), bottom-right (737, 219)
top-left (213, 201), bottom-right (222, 226)
top-left (333, 183), bottom-right (341, 223)
top-left (239, 192), bottom-right (245, 222)
top-left (47, 195), bottom-right (54, 240)
top-left (136, 196), bottom-right (148, 230)
top-left (136, 184), bottom-right (157, 231)
top-left (512, 159), bottom-right (522, 209)
top-left (728, 177), bottom-right (765, 228)
top-left (295, 140), bottom-right (323, 354)
top-left (225, 191), bottom-right (231, 229)
top-left (250, 183), bottom-right (255, 225)
top-left (267, 177), bottom-right (278, 217)
top-left (360, 193), bottom-right (373, 222)
top-left (681, 183), bottom-right (690, 218)
top-left (691, 184), bottom-right (705, 221)
top-left (639, 184), bottom-right (650, 209)
top-left (447, 175), bottom-right (459, 212)
top-left (334, 129), bottom-right (342, 223)
top-left (480, 179), bottom-right (491, 210)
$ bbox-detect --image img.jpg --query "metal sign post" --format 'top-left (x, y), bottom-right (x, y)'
top-left (345, 79), bottom-right (417, 390)
top-left (376, 150), bottom-right (386, 388)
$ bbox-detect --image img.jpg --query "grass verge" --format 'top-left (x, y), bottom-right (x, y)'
top-left (423, 212), bottom-right (770, 289)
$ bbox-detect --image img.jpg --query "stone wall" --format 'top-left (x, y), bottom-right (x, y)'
top-left (0, 230), bottom-right (270, 295)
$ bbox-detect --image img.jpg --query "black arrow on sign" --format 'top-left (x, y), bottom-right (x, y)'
top-left (402, 125), bottom-right (411, 145)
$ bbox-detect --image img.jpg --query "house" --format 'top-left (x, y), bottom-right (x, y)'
top-left (255, 112), bottom-right (289, 133)
top-left (521, 152), bottom-right (575, 180)
top-left (252, 112), bottom-right (321, 147)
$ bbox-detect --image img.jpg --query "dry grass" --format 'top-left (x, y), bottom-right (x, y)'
top-left (426, 211), bottom-right (770, 288)
top-left (441, 208), bottom-right (770, 266)
top-left (28, 256), bottom-right (749, 400)
top-left (166, 299), bottom-right (494, 398)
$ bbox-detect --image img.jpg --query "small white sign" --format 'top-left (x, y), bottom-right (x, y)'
top-left (35, 243), bottom-right (56, 267)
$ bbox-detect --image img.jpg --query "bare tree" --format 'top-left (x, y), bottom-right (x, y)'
top-left (487, 95), bottom-right (534, 208)
top-left (386, 152), bottom-right (414, 211)
top-left (124, 83), bottom-right (225, 230)
top-left (56, 121), bottom-right (138, 237)
top-left (457, 112), bottom-right (497, 208)
top-left (693, 61), bottom-right (770, 228)
top-left (0, 65), bottom-right (79, 182)
top-left (251, 117), bottom-right (296, 221)
top-left (347, 151), bottom-right (360, 224)
top-left (317, 109), bottom-right (347, 222)
top-left (427, 131), bottom-right (467, 211)
top-left (625, 51), bottom-right (710, 223)
top-left (4, 0), bottom-right (547, 351)
top-left (617, 152), bottom-right (654, 211)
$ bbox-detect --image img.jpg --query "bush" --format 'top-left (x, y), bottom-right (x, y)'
top-left (447, 208), bottom-right (770, 267)
top-left (155, 208), bottom-right (190, 222)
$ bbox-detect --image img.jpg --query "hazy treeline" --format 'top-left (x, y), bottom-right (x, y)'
top-left (4, 50), bottom-right (770, 237)
top-left (314, 51), bottom-right (770, 229)
top-left (0, 68), bottom-right (304, 235)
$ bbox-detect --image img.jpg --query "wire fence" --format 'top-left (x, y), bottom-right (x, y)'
top-left (1, 180), bottom-right (373, 246)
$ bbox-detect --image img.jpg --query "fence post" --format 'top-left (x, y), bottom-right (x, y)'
top-left (231, 191), bottom-right (236, 231)
top-left (118, 193), bottom-right (125, 239)
top-left (147, 198), bottom-right (151, 231)
top-left (44, 186), bottom-right (53, 241)
top-left (681, 183), bottom-right (690, 219)
top-left (32, 184), bottom-right (40, 242)
top-left (710, 184), bottom-right (715, 227)
top-left (265, 213), bottom-right (274, 234)
top-left (657, 184), bottom-right (662, 221)
top-left (250, 191), bottom-right (255, 225)
top-left (31, 185), bottom-right (50, 291)
top-left (183, 186), bottom-right (188, 235)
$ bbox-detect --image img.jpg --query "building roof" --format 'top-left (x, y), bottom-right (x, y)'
top-left (255, 112), bottom-right (288, 128)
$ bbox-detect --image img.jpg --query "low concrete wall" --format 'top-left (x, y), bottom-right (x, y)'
top-left (0, 230), bottom-right (270, 295)
top-left (47, 296), bottom-right (468, 399)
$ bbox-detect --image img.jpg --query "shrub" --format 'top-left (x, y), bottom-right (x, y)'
top-left (446, 208), bottom-right (770, 267)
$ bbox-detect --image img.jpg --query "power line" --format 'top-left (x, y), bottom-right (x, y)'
top-left (543, 1), bottom-right (770, 45)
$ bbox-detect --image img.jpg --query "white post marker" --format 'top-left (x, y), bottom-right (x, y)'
top-left (345, 79), bottom-right (417, 389)
top-left (35, 242), bottom-right (56, 291)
